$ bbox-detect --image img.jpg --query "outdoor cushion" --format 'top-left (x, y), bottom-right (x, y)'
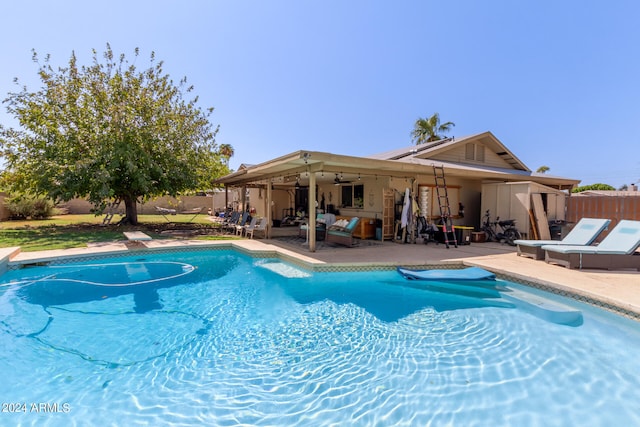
top-left (542, 220), bottom-right (640, 255)
top-left (345, 217), bottom-right (359, 231)
top-left (327, 230), bottom-right (352, 238)
top-left (515, 218), bottom-right (611, 247)
top-left (329, 219), bottom-right (349, 231)
top-left (515, 218), bottom-right (611, 260)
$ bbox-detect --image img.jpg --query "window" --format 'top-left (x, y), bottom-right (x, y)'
top-left (341, 184), bottom-right (364, 208)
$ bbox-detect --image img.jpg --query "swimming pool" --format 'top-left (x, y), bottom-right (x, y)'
top-left (1, 249), bottom-right (639, 426)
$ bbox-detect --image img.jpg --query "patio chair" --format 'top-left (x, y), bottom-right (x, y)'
top-left (326, 217), bottom-right (360, 247)
top-left (542, 219), bottom-right (640, 270)
top-left (299, 213), bottom-right (336, 241)
top-left (232, 212), bottom-right (250, 235)
top-left (515, 218), bottom-right (611, 260)
top-left (222, 211), bottom-right (241, 232)
top-left (237, 216), bottom-right (257, 236)
top-left (222, 211), bottom-right (239, 225)
top-left (246, 217), bottom-right (268, 239)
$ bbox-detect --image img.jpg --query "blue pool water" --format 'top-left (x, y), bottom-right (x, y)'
top-left (0, 249), bottom-right (639, 426)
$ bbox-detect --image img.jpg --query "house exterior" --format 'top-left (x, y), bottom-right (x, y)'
top-left (216, 131), bottom-right (580, 251)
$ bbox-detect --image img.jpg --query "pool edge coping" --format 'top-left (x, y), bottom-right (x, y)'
top-left (3, 239), bottom-right (639, 321)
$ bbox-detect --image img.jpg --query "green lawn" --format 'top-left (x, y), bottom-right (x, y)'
top-left (0, 214), bottom-right (235, 252)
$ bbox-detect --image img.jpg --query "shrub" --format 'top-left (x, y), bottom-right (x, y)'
top-left (5, 194), bottom-right (56, 219)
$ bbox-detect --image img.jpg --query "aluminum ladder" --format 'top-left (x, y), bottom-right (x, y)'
top-left (102, 199), bottom-right (121, 225)
top-left (433, 165), bottom-right (457, 248)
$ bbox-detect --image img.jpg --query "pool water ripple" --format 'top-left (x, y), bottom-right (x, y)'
top-left (0, 250), bottom-right (639, 426)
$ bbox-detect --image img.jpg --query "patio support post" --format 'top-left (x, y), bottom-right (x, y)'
top-left (266, 180), bottom-right (272, 239)
top-left (242, 185), bottom-right (247, 213)
top-left (308, 171), bottom-right (317, 252)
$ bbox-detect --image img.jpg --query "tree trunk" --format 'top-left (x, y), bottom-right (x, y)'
top-left (123, 196), bottom-right (139, 225)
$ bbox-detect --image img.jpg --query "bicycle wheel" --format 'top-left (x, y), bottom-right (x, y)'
top-left (504, 229), bottom-right (521, 246)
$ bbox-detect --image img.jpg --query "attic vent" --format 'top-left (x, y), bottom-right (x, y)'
top-left (465, 143), bottom-right (485, 162)
top-left (465, 143), bottom-right (474, 160)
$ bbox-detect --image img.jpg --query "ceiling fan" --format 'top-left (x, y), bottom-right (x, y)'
top-left (334, 173), bottom-right (352, 185)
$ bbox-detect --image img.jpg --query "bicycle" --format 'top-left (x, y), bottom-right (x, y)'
top-left (481, 209), bottom-right (521, 246)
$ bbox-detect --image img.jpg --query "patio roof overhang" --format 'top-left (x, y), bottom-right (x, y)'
top-left (215, 150), bottom-right (579, 191)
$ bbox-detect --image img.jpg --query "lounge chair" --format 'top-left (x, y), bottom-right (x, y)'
top-left (222, 211), bottom-right (239, 228)
top-left (246, 217), bottom-right (268, 239)
top-left (326, 217), bottom-right (360, 247)
top-left (232, 212), bottom-right (250, 234)
top-left (223, 211), bottom-right (242, 232)
top-left (542, 219), bottom-right (640, 270)
top-left (237, 216), bottom-right (257, 236)
top-left (515, 218), bottom-right (611, 260)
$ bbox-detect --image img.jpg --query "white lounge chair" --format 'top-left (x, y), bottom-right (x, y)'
top-left (542, 219), bottom-right (640, 270)
top-left (515, 218), bottom-right (611, 260)
top-left (238, 216), bottom-right (257, 236)
top-left (246, 217), bottom-right (268, 239)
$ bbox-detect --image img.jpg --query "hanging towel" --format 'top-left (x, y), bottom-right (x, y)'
top-left (401, 188), bottom-right (411, 228)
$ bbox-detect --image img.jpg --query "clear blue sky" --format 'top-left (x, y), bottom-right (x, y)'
top-left (2, 1), bottom-right (639, 188)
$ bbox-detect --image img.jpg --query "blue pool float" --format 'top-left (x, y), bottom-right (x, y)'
top-left (397, 266), bottom-right (496, 281)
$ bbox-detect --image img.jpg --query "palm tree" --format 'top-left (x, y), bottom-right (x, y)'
top-left (218, 143), bottom-right (234, 166)
top-left (536, 166), bottom-right (550, 174)
top-left (411, 113), bottom-right (455, 145)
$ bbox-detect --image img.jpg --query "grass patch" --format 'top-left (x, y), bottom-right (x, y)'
top-left (0, 214), bottom-right (236, 252)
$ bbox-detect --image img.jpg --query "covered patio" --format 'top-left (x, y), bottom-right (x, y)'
top-left (216, 133), bottom-right (578, 252)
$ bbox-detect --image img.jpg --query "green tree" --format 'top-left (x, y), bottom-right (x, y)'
top-left (410, 113), bottom-right (455, 144)
top-left (219, 143), bottom-right (234, 167)
top-left (0, 45), bottom-right (231, 225)
top-left (572, 183), bottom-right (616, 193)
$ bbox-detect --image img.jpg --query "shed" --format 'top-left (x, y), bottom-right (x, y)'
top-left (481, 181), bottom-right (567, 239)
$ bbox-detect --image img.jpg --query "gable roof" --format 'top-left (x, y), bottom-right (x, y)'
top-left (367, 131), bottom-right (530, 171)
top-left (216, 131), bottom-right (579, 190)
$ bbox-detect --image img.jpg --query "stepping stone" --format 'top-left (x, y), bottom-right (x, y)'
top-left (123, 231), bottom-right (152, 241)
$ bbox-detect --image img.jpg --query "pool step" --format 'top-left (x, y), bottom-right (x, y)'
top-left (501, 287), bottom-right (583, 326)
top-left (255, 261), bottom-right (311, 278)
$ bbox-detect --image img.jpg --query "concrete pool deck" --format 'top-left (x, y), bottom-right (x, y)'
top-left (3, 236), bottom-right (639, 319)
